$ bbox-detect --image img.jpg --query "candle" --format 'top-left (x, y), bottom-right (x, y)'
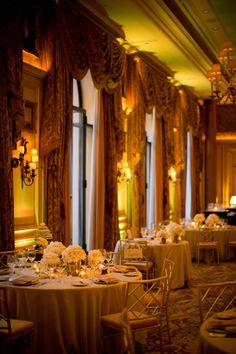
top-left (30, 162), bottom-right (36, 170)
top-left (18, 146), bottom-right (25, 154)
top-left (12, 150), bottom-right (18, 158)
top-left (31, 148), bottom-right (38, 156)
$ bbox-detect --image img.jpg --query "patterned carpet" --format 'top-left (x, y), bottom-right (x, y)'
top-left (135, 261), bottom-right (236, 354)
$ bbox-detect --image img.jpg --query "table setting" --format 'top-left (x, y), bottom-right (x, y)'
top-left (1, 242), bottom-right (142, 354)
top-left (197, 310), bottom-right (236, 354)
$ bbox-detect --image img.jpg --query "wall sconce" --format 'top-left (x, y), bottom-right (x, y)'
top-left (122, 97), bottom-right (132, 115)
top-left (229, 196), bottom-right (236, 207)
top-left (117, 161), bottom-right (131, 184)
top-left (11, 137), bottom-right (38, 188)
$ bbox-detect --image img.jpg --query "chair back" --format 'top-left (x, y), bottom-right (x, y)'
top-left (0, 251), bottom-right (15, 268)
top-left (161, 258), bottom-right (175, 292)
top-left (198, 230), bottom-right (216, 243)
top-left (126, 275), bottom-right (168, 320)
top-left (0, 286), bottom-right (11, 337)
top-left (122, 241), bottom-right (145, 261)
top-left (197, 280), bottom-right (236, 322)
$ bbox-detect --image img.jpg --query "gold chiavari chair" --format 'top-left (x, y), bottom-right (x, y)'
top-left (0, 286), bottom-right (34, 354)
top-left (120, 240), bottom-right (154, 279)
top-left (197, 280), bottom-right (236, 323)
top-left (196, 230), bottom-right (220, 264)
top-left (101, 275), bottom-right (168, 354)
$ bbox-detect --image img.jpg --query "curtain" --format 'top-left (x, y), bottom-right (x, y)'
top-left (0, 9), bottom-right (24, 251)
top-left (148, 107), bottom-right (164, 227)
top-left (87, 90), bottom-right (105, 250)
top-left (40, 28), bottom-right (73, 244)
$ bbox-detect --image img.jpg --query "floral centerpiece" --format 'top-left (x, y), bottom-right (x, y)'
top-left (35, 236), bottom-right (48, 251)
top-left (41, 251), bottom-right (61, 267)
top-left (88, 249), bottom-right (103, 267)
top-left (156, 229), bottom-right (169, 244)
top-left (61, 245), bottom-right (87, 276)
top-left (205, 213), bottom-right (219, 228)
top-left (193, 213), bottom-right (205, 228)
top-left (41, 241), bottom-right (66, 267)
top-left (61, 245), bottom-right (86, 264)
top-left (166, 222), bottom-right (185, 242)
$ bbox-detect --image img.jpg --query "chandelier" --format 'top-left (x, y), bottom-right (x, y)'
top-left (11, 137), bottom-right (38, 188)
top-left (207, 40), bottom-right (236, 104)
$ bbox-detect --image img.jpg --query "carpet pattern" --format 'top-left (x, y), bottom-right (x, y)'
top-left (135, 261), bottom-right (236, 354)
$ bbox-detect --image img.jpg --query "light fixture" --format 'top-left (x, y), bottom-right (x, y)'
top-left (11, 137), bottom-right (38, 188)
top-left (117, 161), bottom-right (131, 184)
top-left (229, 196), bottom-right (236, 207)
top-left (207, 40), bottom-right (236, 104)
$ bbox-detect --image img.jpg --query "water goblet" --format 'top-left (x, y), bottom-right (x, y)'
top-left (27, 250), bottom-right (36, 264)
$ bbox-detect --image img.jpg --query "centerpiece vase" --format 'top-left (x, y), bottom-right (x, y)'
top-left (67, 261), bottom-right (81, 276)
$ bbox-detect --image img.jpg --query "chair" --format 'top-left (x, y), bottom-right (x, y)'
top-left (120, 308), bottom-right (136, 354)
top-left (197, 280), bottom-right (236, 323)
top-left (196, 230), bottom-right (220, 264)
top-left (101, 275), bottom-right (168, 354)
top-left (0, 286), bottom-right (34, 354)
top-left (0, 251), bottom-right (15, 269)
top-left (228, 240), bottom-right (236, 259)
top-left (161, 259), bottom-right (175, 343)
top-left (120, 240), bottom-right (154, 279)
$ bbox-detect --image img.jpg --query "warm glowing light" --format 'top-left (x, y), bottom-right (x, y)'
top-left (230, 196), bottom-right (236, 206)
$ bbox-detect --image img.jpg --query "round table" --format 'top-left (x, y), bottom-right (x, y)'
top-left (197, 311), bottom-right (236, 354)
top-left (5, 270), bottom-right (141, 354)
top-left (115, 239), bottom-right (192, 289)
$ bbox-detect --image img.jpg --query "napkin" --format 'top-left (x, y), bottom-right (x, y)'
top-left (11, 276), bottom-right (39, 286)
top-left (207, 319), bottom-right (236, 334)
top-left (92, 276), bottom-right (119, 284)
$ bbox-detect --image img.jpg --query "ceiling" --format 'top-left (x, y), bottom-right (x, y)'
top-left (76, 0), bottom-right (236, 101)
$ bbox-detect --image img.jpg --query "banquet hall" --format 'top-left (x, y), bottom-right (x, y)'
top-left (0, 1), bottom-right (236, 354)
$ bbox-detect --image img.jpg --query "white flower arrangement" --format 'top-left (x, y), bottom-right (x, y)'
top-left (44, 241), bottom-right (66, 256)
top-left (88, 249), bottom-right (103, 266)
top-left (156, 230), bottom-right (169, 239)
top-left (61, 245), bottom-right (86, 264)
top-left (205, 213), bottom-right (219, 228)
top-left (166, 222), bottom-right (185, 242)
top-left (41, 250), bottom-right (61, 266)
top-left (193, 213), bottom-right (205, 224)
top-left (35, 236), bottom-right (48, 250)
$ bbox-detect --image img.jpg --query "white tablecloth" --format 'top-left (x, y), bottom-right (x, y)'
top-left (115, 239), bottom-right (192, 289)
top-left (5, 271), bottom-right (141, 354)
top-left (183, 228), bottom-right (236, 260)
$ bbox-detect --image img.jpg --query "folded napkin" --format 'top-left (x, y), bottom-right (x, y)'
top-left (92, 276), bottom-right (119, 284)
top-left (11, 276), bottom-right (39, 286)
top-left (207, 319), bottom-right (236, 334)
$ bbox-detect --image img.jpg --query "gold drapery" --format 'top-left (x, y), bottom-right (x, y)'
top-left (103, 86), bottom-right (124, 250)
top-left (0, 11), bottom-right (24, 251)
top-left (40, 27), bottom-right (73, 244)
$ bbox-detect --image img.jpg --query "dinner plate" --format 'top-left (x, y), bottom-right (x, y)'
top-left (214, 313), bottom-right (236, 320)
top-left (10, 276), bottom-right (39, 286)
top-left (123, 272), bottom-right (138, 277)
top-left (92, 278), bottom-right (119, 285)
top-left (0, 275), bottom-right (9, 282)
top-left (72, 282), bottom-right (89, 287)
top-left (0, 268), bottom-right (11, 275)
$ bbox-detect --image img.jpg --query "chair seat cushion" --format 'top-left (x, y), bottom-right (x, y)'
top-left (0, 319), bottom-right (34, 339)
top-left (197, 242), bottom-right (218, 248)
top-left (101, 311), bottom-right (158, 331)
top-left (123, 261), bottom-right (153, 271)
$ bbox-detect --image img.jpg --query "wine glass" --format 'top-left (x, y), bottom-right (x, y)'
top-left (27, 250), bottom-right (36, 264)
top-left (56, 262), bottom-right (66, 282)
